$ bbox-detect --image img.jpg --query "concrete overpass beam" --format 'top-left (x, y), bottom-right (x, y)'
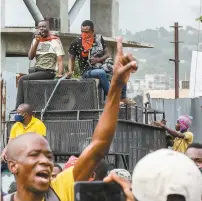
top-left (90, 0), bottom-right (119, 37)
top-left (36, 0), bottom-right (69, 33)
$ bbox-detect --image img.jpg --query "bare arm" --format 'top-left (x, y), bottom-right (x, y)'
top-left (57, 56), bottom-right (64, 76)
top-left (162, 125), bottom-right (185, 138)
top-left (28, 40), bottom-right (40, 60)
top-left (66, 55), bottom-right (75, 78)
top-left (73, 37), bottom-right (138, 181)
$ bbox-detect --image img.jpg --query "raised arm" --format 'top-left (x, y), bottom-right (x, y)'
top-left (161, 125), bottom-right (185, 138)
top-left (154, 121), bottom-right (185, 139)
top-left (73, 37), bottom-right (138, 181)
top-left (28, 34), bottom-right (41, 60)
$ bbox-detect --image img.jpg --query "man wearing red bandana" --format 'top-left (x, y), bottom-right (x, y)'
top-left (68, 20), bottom-right (135, 104)
top-left (15, 20), bottom-right (65, 109)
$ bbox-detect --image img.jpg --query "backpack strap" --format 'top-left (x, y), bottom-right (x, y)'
top-left (45, 187), bottom-right (60, 201)
top-left (3, 193), bottom-right (15, 201)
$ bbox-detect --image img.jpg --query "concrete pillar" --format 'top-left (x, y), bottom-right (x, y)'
top-left (90, 0), bottom-right (119, 37)
top-left (1, 35), bottom-right (6, 72)
top-left (36, 0), bottom-right (69, 33)
top-left (1, 0), bottom-right (5, 28)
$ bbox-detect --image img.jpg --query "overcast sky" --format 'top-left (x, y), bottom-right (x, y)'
top-left (4, 0), bottom-right (202, 33)
top-left (119, 0), bottom-right (201, 32)
top-left (69, 0), bottom-right (202, 33)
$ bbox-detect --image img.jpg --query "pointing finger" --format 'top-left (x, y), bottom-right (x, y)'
top-left (115, 36), bottom-right (124, 63)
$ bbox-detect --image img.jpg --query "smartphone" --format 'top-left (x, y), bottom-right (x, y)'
top-left (74, 181), bottom-right (126, 201)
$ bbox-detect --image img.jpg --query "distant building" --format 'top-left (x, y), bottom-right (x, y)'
top-left (144, 74), bottom-right (169, 90)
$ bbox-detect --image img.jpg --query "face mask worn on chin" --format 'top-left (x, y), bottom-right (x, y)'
top-left (14, 114), bottom-right (25, 122)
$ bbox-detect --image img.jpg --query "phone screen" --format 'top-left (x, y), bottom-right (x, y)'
top-left (75, 181), bottom-right (125, 201)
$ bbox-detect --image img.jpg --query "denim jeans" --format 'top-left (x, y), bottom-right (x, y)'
top-left (83, 69), bottom-right (127, 99)
top-left (83, 69), bottom-right (110, 96)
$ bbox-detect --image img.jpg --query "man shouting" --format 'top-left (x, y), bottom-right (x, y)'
top-left (3, 37), bottom-right (137, 201)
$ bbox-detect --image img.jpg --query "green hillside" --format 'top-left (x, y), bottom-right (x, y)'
top-left (119, 26), bottom-right (202, 83)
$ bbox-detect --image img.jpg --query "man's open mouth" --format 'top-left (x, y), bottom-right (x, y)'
top-left (35, 171), bottom-right (50, 183)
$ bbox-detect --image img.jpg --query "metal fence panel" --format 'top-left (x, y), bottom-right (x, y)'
top-left (3, 120), bottom-right (166, 172)
top-left (151, 97), bottom-right (202, 142)
top-left (23, 79), bottom-right (99, 110)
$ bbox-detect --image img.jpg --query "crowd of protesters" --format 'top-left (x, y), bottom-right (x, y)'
top-left (1, 19), bottom-right (202, 201)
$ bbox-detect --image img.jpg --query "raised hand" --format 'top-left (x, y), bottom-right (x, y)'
top-left (112, 37), bottom-right (138, 87)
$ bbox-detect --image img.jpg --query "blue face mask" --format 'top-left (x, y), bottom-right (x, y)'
top-left (14, 114), bottom-right (25, 122)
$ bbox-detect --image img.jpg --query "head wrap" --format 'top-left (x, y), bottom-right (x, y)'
top-left (178, 115), bottom-right (192, 132)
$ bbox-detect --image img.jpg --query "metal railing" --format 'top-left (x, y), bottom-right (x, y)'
top-left (2, 119), bottom-right (166, 172)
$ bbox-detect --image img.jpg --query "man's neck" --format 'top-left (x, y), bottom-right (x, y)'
top-left (14, 190), bottom-right (45, 201)
top-left (23, 116), bottom-right (32, 126)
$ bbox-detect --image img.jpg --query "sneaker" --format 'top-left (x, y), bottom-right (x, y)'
top-left (120, 98), bottom-right (136, 105)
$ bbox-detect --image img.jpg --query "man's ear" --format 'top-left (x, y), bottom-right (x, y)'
top-left (8, 160), bottom-right (19, 174)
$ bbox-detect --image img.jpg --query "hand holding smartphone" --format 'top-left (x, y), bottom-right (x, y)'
top-left (74, 181), bottom-right (126, 201)
top-left (35, 30), bottom-right (42, 41)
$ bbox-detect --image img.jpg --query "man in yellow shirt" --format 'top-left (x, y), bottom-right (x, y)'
top-left (154, 115), bottom-right (193, 153)
top-left (3, 37), bottom-right (138, 201)
top-left (1, 103), bottom-right (46, 162)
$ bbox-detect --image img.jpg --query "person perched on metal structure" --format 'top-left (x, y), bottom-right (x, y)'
top-left (154, 115), bottom-right (194, 153)
top-left (67, 20), bottom-right (136, 105)
top-left (15, 20), bottom-right (65, 109)
top-left (1, 104), bottom-right (46, 162)
top-left (2, 37), bottom-right (138, 201)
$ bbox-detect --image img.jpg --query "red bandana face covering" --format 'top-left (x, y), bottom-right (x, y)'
top-left (81, 32), bottom-right (94, 57)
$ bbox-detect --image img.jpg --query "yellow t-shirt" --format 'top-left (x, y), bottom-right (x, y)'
top-left (50, 166), bottom-right (75, 201)
top-left (10, 116), bottom-right (46, 138)
top-left (173, 131), bottom-right (194, 153)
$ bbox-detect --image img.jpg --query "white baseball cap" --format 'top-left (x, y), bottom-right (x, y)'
top-left (132, 149), bottom-right (202, 201)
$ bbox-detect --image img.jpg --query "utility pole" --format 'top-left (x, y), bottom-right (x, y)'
top-left (169, 22), bottom-right (182, 99)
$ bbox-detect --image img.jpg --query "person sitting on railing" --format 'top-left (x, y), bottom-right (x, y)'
top-left (15, 20), bottom-right (65, 109)
top-left (2, 37), bottom-right (138, 201)
top-left (1, 103), bottom-right (46, 162)
top-left (67, 20), bottom-right (136, 105)
top-left (154, 115), bottom-right (193, 153)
